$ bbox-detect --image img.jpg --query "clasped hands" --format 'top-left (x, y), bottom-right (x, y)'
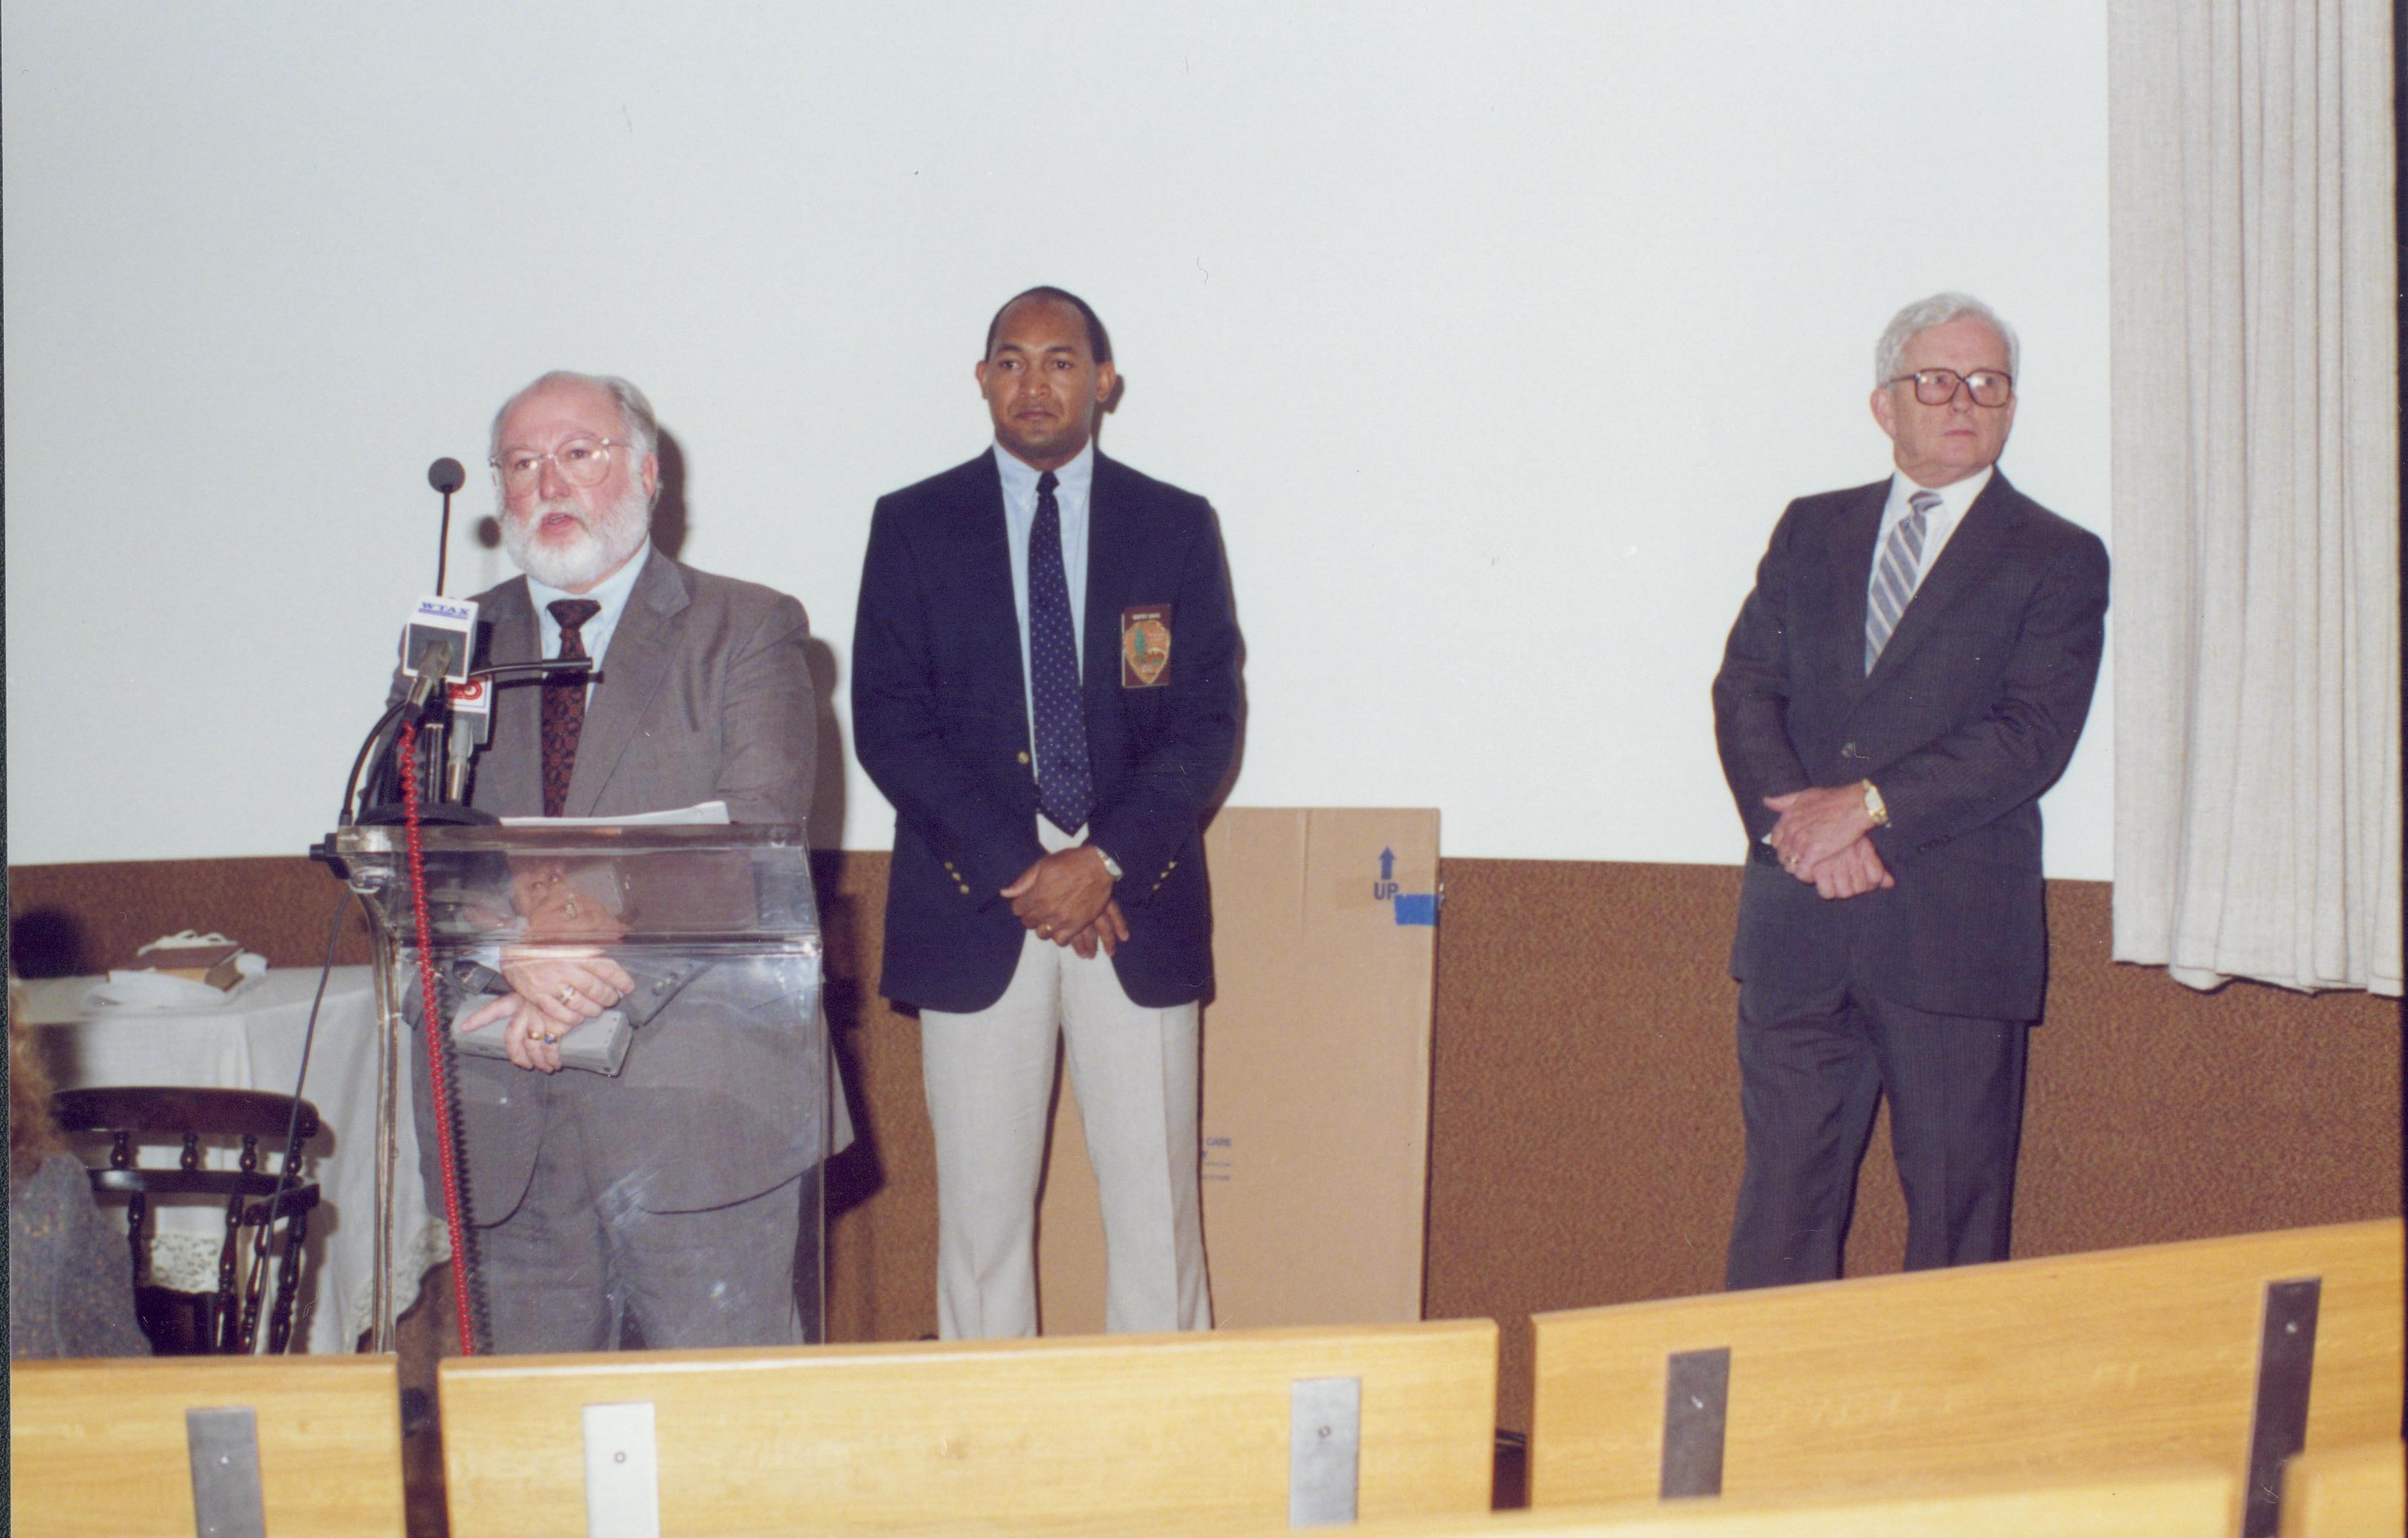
top-left (1001, 846), bottom-right (1127, 958)
top-left (456, 951), bottom-right (636, 1073)
top-left (1763, 785), bottom-right (1896, 901)
top-left (453, 860), bottom-right (635, 1073)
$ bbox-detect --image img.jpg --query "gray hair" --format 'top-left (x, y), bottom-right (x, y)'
top-left (489, 370), bottom-right (661, 466)
top-left (1874, 293), bottom-right (2020, 386)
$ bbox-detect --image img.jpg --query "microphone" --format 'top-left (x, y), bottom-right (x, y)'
top-left (428, 456), bottom-right (467, 593)
top-left (401, 595), bottom-right (478, 709)
top-left (344, 597), bottom-right (488, 830)
top-left (444, 676), bottom-right (491, 801)
top-left (405, 639), bottom-right (453, 711)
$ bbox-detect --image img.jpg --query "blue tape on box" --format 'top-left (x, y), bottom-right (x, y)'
top-left (1392, 893), bottom-right (1437, 926)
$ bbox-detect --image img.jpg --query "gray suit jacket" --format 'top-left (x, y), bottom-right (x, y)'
top-left (417, 550), bottom-right (824, 1220)
top-left (1712, 473), bottom-right (2109, 1022)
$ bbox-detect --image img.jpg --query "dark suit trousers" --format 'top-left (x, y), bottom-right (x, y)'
top-left (1724, 980), bottom-right (2028, 1290)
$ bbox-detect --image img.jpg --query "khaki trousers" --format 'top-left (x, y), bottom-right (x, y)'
top-left (920, 825), bottom-right (1210, 1338)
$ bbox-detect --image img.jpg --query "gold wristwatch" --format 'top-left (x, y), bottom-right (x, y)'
top-left (1860, 780), bottom-right (1889, 827)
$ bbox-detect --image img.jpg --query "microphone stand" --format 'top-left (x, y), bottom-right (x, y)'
top-left (343, 659), bottom-right (593, 834)
top-left (427, 458), bottom-right (467, 595)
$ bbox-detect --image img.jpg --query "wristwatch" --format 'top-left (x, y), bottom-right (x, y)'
top-left (1860, 780), bottom-right (1889, 828)
top-left (1092, 846), bottom-right (1125, 881)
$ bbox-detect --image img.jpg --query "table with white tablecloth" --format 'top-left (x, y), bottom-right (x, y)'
top-left (25, 965), bottom-right (445, 1354)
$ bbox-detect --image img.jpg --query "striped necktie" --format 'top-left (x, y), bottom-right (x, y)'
top-left (1864, 490), bottom-right (1940, 673)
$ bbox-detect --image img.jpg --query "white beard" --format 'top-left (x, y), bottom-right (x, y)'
top-left (502, 477), bottom-right (651, 591)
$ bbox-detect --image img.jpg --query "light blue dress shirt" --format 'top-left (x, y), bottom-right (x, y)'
top-left (527, 541), bottom-right (652, 704)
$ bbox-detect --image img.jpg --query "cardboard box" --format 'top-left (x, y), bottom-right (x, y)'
top-left (1038, 808), bottom-right (1440, 1332)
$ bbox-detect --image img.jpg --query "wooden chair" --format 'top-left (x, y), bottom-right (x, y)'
top-left (7, 1354), bottom-right (407, 1536)
top-left (53, 1087), bottom-right (323, 1355)
top-left (436, 1318), bottom-right (1498, 1536)
top-left (1340, 1465), bottom-right (2237, 1537)
top-left (1530, 1219), bottom-right (2401, 1538)
top-left (2279, 1440), bottom-right (2403, 1537)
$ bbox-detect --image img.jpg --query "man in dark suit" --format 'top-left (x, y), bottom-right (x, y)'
top-left (1711, 294), bottom-right (2109, 1289)
top-left (853, 288), bottom-right (1238, 1338)
top-left (421, 369), bottom-right (830, 1351)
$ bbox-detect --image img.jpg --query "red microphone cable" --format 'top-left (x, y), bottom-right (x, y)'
top-left (400, 723), bottom-right (479, 1356)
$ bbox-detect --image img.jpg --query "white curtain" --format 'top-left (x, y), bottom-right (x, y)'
top-left (2107, 0), bottom-right (2401, 997)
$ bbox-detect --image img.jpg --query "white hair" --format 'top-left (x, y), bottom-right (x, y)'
top-left (489, 369), bottom-right (661, 477)
top-left (1874, 293), bottom-right (2020, 385)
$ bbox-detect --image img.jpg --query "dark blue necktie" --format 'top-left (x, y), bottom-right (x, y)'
top-left (1028, 470), bottom-right (1094, 831)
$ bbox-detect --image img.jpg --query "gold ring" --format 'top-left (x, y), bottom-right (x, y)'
top-left (1039, 924), bottom-right (1054, 936)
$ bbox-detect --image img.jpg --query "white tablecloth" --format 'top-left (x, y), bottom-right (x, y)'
top-left (26, 965), bottom-right (446, 1354)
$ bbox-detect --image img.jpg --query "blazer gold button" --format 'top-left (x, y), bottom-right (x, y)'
top-left (1017, 751), bottom-right (1030, 765)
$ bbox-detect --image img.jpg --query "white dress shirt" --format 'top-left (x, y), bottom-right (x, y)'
top-left (1874, 465), bottom-right (1991, 602)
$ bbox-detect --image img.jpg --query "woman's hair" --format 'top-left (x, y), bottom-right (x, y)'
top-left (10, 978), bottom-right (65, 1180)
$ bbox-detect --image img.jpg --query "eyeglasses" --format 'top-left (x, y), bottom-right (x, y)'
top-left (1885, 369), bottom-right (2014, 408)
top-left (490, 437), bottom-right (632, 492)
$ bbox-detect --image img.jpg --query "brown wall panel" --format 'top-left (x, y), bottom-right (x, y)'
top-left (5, 856), bottom-right (380, 974)
top-left (1423, 860), bottom-right (2401, 1429)
top-left (11, 852), bottom-right (2399, 1433)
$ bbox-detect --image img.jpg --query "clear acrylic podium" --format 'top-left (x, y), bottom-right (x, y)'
top-left (332, 823), bottom-right (825, 1355)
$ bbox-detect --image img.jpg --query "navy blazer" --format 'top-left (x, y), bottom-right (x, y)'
top-left (1711, 472), bottom-right (2109, 1021)
top-left (853, 451), bottom-right (1240, 1013)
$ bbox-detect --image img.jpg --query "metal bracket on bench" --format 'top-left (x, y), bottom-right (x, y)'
top-left (186, 1407), bottom-right (266, 1538)
top-left (583, 1401), bottom-right (663, 1538)
top-left (2241, 1276), bottom-right (2322, 1538)
top-left (1289, 1376), bottom-right (1362, 1527)
top-left (1660, 1347), bottom-right (1732, 1498)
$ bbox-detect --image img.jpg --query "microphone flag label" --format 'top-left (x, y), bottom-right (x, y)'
top-left (448, 676), bottom-right (492, 746)
top-left (403, 595), bottom-right (478, 682)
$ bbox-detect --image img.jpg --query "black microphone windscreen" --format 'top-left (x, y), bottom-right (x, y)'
top-left (428, 457), bottom-right (467, 494)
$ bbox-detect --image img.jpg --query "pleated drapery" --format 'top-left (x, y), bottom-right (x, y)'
top-left (2106, 0), bottom-right (2400, 995)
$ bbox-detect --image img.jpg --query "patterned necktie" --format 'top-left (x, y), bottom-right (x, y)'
top-left (1864, 490), bottom-right (1940, 673)
top-left (1027, 470), bottom-right (1095, 832)
top-left (541, 599), bottom-right (602, 817)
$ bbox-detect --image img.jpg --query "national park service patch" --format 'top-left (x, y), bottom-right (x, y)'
top-left (1120, 604), bottom-right (1172, 687)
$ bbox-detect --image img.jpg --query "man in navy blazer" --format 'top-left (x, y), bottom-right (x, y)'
top-left (1711, 293), bottom-right (2109, 1289)
top-left (853, 288), bottom-right (1239, 1336)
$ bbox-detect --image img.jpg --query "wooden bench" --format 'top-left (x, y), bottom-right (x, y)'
top-left (8, 1354), bottom-right (407, 1536)
top-left (1530, 1219), bottom-right (2401, 1537)
top-left (1345, 1465), bottom-right (2235, 1537)
top-left (436, 1318), bottom-right (1498, 1536)
top-left (2280, 1440), bottom-right (2403, 1537)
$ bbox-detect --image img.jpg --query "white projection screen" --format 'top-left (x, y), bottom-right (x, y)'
top-left (2, 2), bottom-right (2112, 872)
